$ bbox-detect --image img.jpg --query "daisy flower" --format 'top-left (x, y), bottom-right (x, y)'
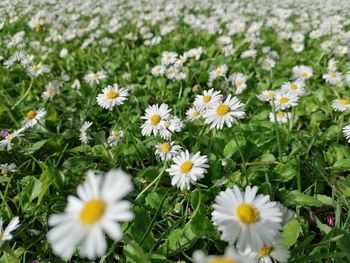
top-left (84, 70), bottom-right (107, 86)
top-left (194, 89), bottom-right (223, 110)
top-left (246, 236), bottom-right (290, 263)
top-left (209, 64), bottom-right (228, 82)
top-left (261, 58), bottom-right (276, 71)
top-left (269, 111), bottom-right (291, 124)
top-left (211, 185), bottom-right (282, 250)
top-left (343, 125), bottom-right (350, 143)
top-left (42, 84), bottom-right (59, 100)
top-left (96, 84), bottom-right (129, 110)
top-left (27, 63), bottom-right (50, 77)
top-left (166, 150), bottom-right (208, 190)
top-left (0, 217), bottom-right (20, 248)
top-left (322, 71), bottom-right (342, 86)
top-left (332, 98), bottom-right (350, 112)
top-left (79, 121), bottom-right (93, 144)
top-left (160, 116), bottom-right (185, 140)
top-left (291, 43), bottom-right (304, 53)
top-left (272, 92), bottom-right (299, 111)
top-left (0, 163), bottom-right (16, 177)
top-left (292, 65), bottom-right (313, 81)
top-left (203, 95), bottom-right (245, 129)
top-left (166, 66), bottom-right (177, 80)
top-left (141, 104), bottom-right (171, 137)
top-left (107, 129), bottom-right (124, 146)
top-left (257, 90), bottom-right (277, 102)
top-left (281, 80), bottom-right (305, 96)
top-left (161, 51), bottom-right (178, 65)
top-left (292, 32), bottom-right (304, 43)
top-left (155, 141), bottom-right (181, 161)
top-left (328, 58), bottom-right (338, 71)
top-left (186, 107), bottom-right (201, 122)
top-left (0, 128), bottom-right (24, 151)
top-left (193, 246), bottom-right (257, 263)
top-left (23, 108), bottom-right (47, 128)
top-left (275, 202), bottom-right (295, 226)
top-left (151, 65), bottom-right (166, 76)
top-left (47, 169), bottom-right (134, 260)
top-left (229, 73), bottom-right (248, 94)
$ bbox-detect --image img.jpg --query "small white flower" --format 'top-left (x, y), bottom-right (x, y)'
top-left (166, 150), bottom-right (208, 190)
top-left (96, 84), bottom-right (129, 110)
top-left (161, 51), bottom-right (178, 65)
top-left (272, 91), bottom-right (299, 111)
top-left (84, 70), bottom-right (107, 86)
top-left (281, 80), bottom-right (305, 96)
top-left (79, 121), bottom-right (93, 144)
top-left (0, 163), bottom-right (16, 177)
top-left (209, 64), bottom-right (228, 82)
top-left (194, 89), bottom-right (223, 110)
top-left (257, 90), bottom-right (277, 102)
top-left (292, 65), bottom-right (313, 80)
top-left (229, 73), bottom-right (248, 94)
top-left (160, 116), bottom-right (185, 140)
top-left (0, 217), bottom-right (20, 248)
top-left (155, 141), bottom-right (181, 161)
top-left (322, 71), bottom-right (342, 86)
top-left (22, 108), bottom-right (47, 128)
top-left (332, 98), bottom-right (350, 112)
top-left (151, 65), bottom-right (166, 76)
top-left (193, 246), bottom-right (257, 263)
top-left (59, 48), bottom-right (68, 58)
top-left (186, 107), bottom-right (201, 122)
top-left (141, 104), bottom-right (171, 137)
top-left (27, 63), bottom-right (50, 77)
top-left (0, 128), bottom-right (24, 151)
top-left (107, 129), bottom-right (124, 147)
top-left (269, 111), bottom-right (291, 124)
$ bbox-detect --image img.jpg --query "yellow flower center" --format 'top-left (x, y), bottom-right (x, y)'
top-left (165, 54), bottom-right (171, 60)
top-left (302, 72), bottom-right (309, 78)
top-left (150, 114), bottom-right (161, 125)
top-left (5, 133), bottom-right (14, 141)
top-left (279, 97), bottom-right (289, 104)
top-left (193, 111), bottom-right (199, 117)
top-left (215, 69), bottom-right (222, 76)
top-left (26, 110), bottom-right (37, 119)
top-left (277, 111), bottom-right (285, 117)
top-left (34, 23), bottom-right (42, 33)
top-left (236, 203), bottom-right (259, 224)
top-left (216, 104), bottom-right (229, 116)
top-left (80, 199), bottom-right (106, 226)
top-left (235, 79), bottom-right (243, 86)
top-left (203, 95), bottom-right (211, 103)
top-left (330, 72), bottom-right (337, 78)
top-left (259, 246), bottom-right (272, 257)
top-left (209, 257), bottom-right (237, 263)
top-left (161, 143), bottom-right (171, 153)
top-left (2, 169), bottom-right (8, 177)
top-left (32, 65), bottom-right (40, 72)
top-left (106, 91), bottom-right (119, 99)
top-left (267, 93), bottom-right (275, 99)
top-left (340, 99), bottom-right (349, 105)
top-left (156, 67), bottom-right (161, 72)
top-left (113, 130), bottom-right (120, 137)
top-left (91, 73), bottom-right (98, 79)
top-left (290, 83), bottom-right (297, 90)
top-left (180, 161), bottom-right (193, 173)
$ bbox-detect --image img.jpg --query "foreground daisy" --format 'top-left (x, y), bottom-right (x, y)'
top-left (107, 129), bottom-right (124, 146)
top-left (23, 108), bottom-right (47, 128)
top-left (155, 141), bottom-right (181, 161)
top-left (47, 169), bottom-right (134, 260)
top-left (203, 95), bottom-right (245, 129)
top-left (186, 107), bottom-right (201, 122)
top-left (332, 98), bottom-right (350, 112)
top-left (166, 150), bottom-right (208, 190)
top-left (0, 128), bottom-right (24, 151)
top-left (193, 246), bottom-right (257, 263)
top-left (194, 89), bottom-right (223, 110)
top-left (96, 84), bottom-right (129, 110)
top-left (0, 216), bottom-right (20, 248)
top-left (272, 92), bottom-right (299, 111)
top-left (211, 185), bottom-right (282, 250)
top-left (141, 104), bottom-right (171, 136)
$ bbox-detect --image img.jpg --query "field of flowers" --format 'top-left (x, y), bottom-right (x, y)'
top-left (1, 0), bottom-right (350, 262)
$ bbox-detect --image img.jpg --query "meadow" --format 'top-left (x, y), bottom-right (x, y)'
top-left (1, 0), bottom-right (350, 262)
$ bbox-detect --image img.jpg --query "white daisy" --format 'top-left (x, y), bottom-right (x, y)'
top-left (292, 65), bottom-right (313, 81)
top-left (166, 150), bottom-right (208, 190)
top-left (160, 116), bottom-right (185, 140)
top-left (96, 84), bottom-right (129, 110)
top-left (332, 98), bottom-right (350, 112)
top-left (261, 58), bottom-right (276, 71)
top-left (84, 70), bottom-right (107, 86)
top-left (275, 202), bottom-right (295, 226)
top-left (229, 73), bottom-right (248, 94)
top-left (257, 90), bottom-right (277, 102)
top-left (211, 185), bottom-right (282, 250)
top-left (42, 84), bottom-right (59, 100)
top-left (322, 71), bottom-right (342, 86)
top-left (272, 92), bottom-right (299, 111)
top-left (193, 246), bottom-right (257, 263)
top-left (209, 65), bottom-right (228, 82)
top-left (186, 107), bottom-right (202, 122)
top-left (161, 51), bottom-right (178, 65)
top-left (0, 216), bottom-right (20, 248)
top-left (79, 121), bottom-right (93, 144)
top-left (0, 128), bottom-right (24, 151)
top-left (281, 80), bottom-right (305, 96)
top-left (0, 163), bottom-right (16, 177)
top-left (166, 66), bottom-right (177, 80)
top-left (194, 89), bottom-right (223, 111)
top-left (151, 65), bottom-right (166, 76)
top-left (22, 108), bottom-right (47, 128)
top-left (27, 63), bottom-right (50, 77)
top-left (343, 125), bottom-right (350, 143)
top-left (107, 129), bottom-right (124, 147)
top-left (141, 104), bottom-right (171, 136)
top-left (269, 111), bottom-right (291, 124)
top-left (328, 58), bottom-right (338, 71)
top-left (47, 169), bottom-right (134, 260)
top-left (203, 95), bottom-right (245, 129)
top-left (291, 43), bottom-right (304, 53)
top-left (155, 141), bottom-right (181, 161)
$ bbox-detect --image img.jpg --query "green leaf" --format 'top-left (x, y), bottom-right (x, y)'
top-left (273, 162), bottom-right (297, 182)
top-left (130, 206), bottom-right (154, 251)
top-left (278, 190), bottom-right (322, 207)
top-left (20, 139), bottom-right (48, 155)
top-left (282, 219), bottom-right (302, 248)
top-left (124, 241), bottom-right (151, 263)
